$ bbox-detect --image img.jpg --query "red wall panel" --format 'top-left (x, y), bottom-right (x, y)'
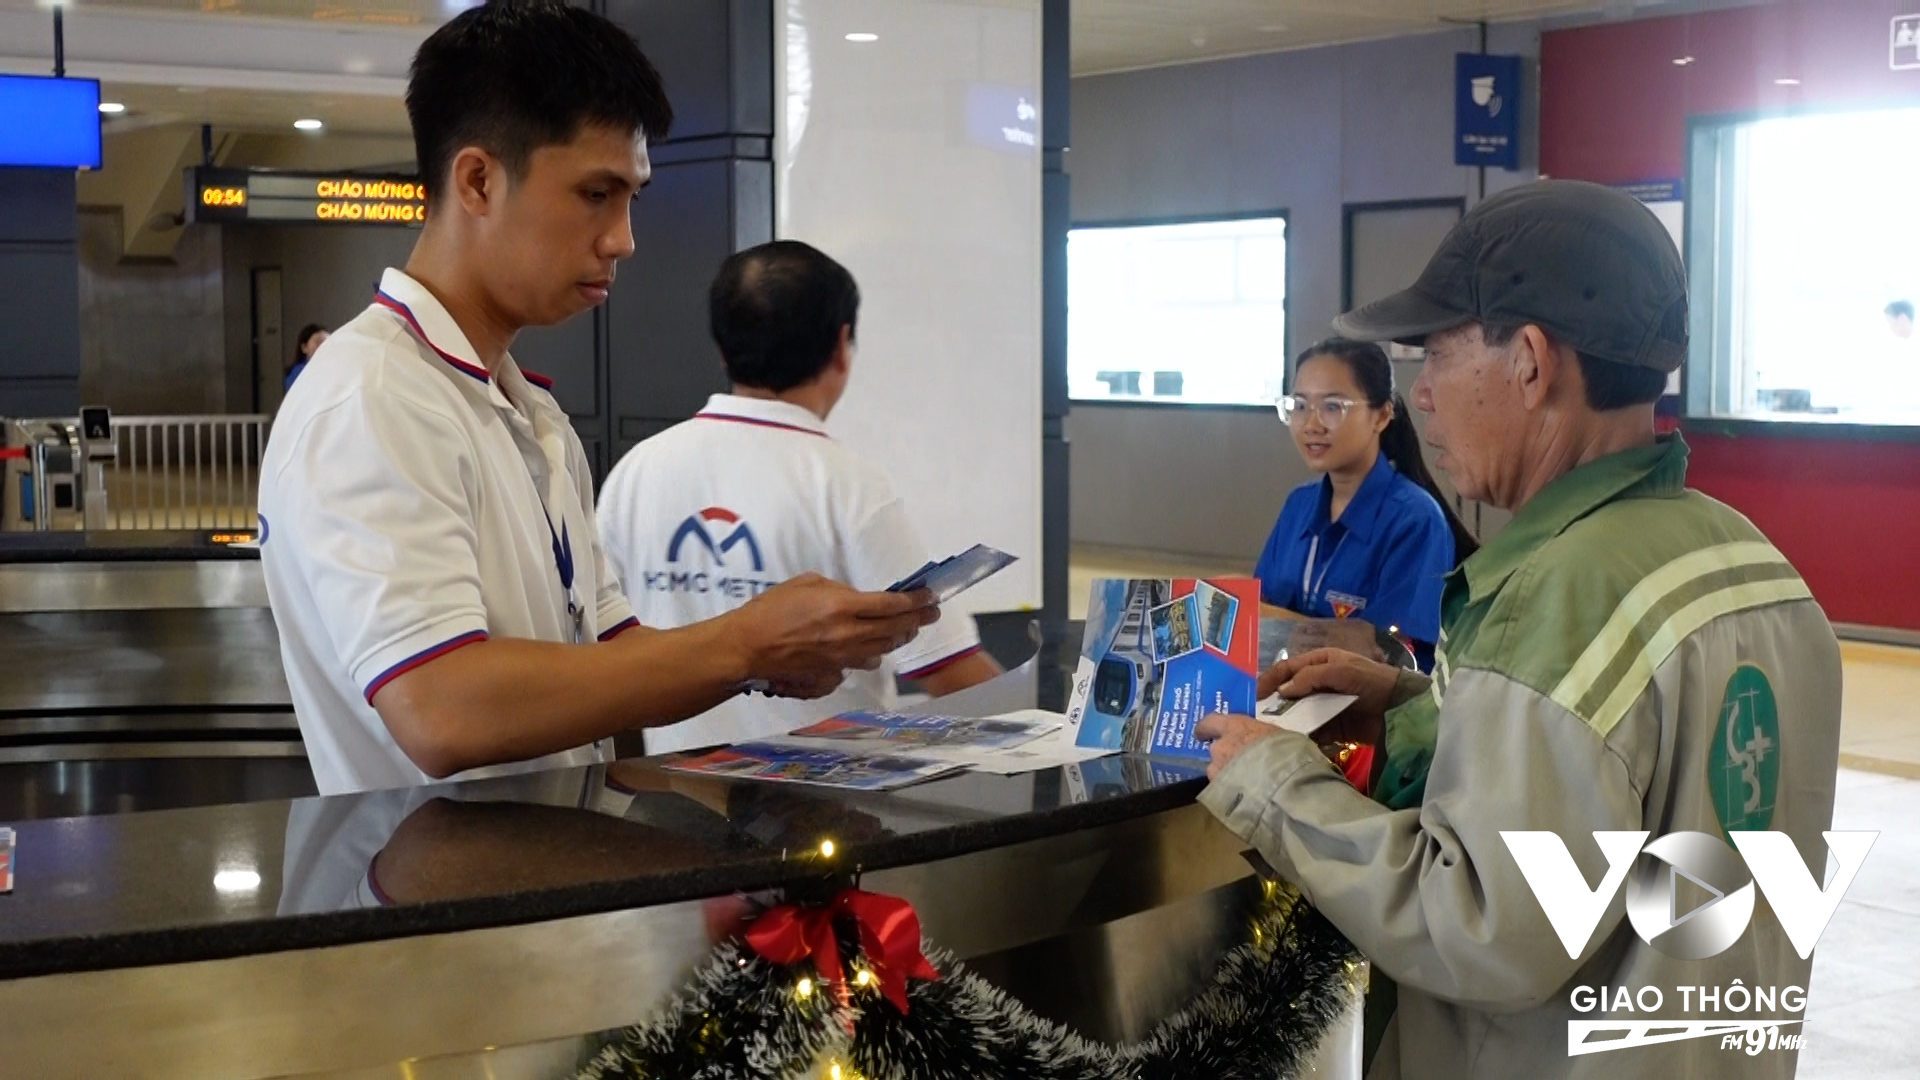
top-left (1542, 1), bottom-right (1920, 183)
top-left (1541, 1), bottom-right (1920, 630)
top-left (1686, 430), bottom-right (1920, 631)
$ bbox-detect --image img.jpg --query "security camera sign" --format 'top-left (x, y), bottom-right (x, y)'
top-left (1895, 15), bottom-right (1920, 70)
top-left (1455, 53), bottom-right (1523, 170)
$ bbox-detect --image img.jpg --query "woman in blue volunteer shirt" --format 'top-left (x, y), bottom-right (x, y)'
top-left (284, 324), bottom-right (330, 392)
top-left (1254, 338), bottom-right (1478, 671)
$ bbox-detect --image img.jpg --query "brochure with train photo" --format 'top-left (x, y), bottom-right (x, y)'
top-left (664, 741), bottom-right (963, 791)
top-left (783, 711), bottom-right (1057, 752)
top-left (1066, 577), bottom-right (1262, 760)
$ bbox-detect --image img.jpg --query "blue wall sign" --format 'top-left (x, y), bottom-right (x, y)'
top-left (1455, 54), bottom-right (1522, 170)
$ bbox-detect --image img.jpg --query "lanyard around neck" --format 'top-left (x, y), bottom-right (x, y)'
top-left (1301, 529), bottom-right (1347, 609)
top-left (380, 291), bottom-right (579, 619)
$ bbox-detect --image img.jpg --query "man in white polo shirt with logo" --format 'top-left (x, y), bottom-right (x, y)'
top-left (600, 241), bottom-right (1002, 753)
top-left (259, 2), bottom-right (935, 795)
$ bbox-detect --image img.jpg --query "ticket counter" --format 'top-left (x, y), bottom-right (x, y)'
top-left (0, 753), bottom-right (1362, 1079)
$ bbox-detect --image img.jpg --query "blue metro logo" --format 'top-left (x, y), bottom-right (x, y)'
top-left (667, 507), bottom-right (765, 572)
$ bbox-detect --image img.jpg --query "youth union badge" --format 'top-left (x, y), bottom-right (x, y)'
top-left (1326, 591), bottom-right (1367, 620)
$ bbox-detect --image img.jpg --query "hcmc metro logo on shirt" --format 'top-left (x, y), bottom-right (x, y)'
top-left (667, 507), bottom-right (764, 572)
top-left (642, 507), bottom-right (779, 601)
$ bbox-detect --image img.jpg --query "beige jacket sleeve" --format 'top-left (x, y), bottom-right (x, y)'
top-left (1198, 667), bottom-right (1645, 1011)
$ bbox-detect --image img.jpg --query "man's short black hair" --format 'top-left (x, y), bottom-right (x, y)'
top-left (407, 0), bottom-right (673, 206)
top-left (1483, 322), bottom-right (1669, 411)
top-left (1888, 300), bottom-right (1915, 321)
top-left (709, 241), bottom-right (860, 392)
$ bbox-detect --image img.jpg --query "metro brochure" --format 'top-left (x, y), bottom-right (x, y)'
top-left (664, 741), bottom-right (963, 791)
top-left (773, 710), bottom-right (1095, 776)
top-left (784, 710), bottom-right (1057, 751)
top-left (887, 544), bottom-right (1018, 602)
top-left (1066, 577), bottom-right (1262, 760)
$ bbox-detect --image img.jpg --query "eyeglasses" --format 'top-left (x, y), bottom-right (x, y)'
top-left (1277, 395), bottom-right (1362, 427)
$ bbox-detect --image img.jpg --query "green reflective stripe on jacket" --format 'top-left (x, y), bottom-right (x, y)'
top-left (1552, 545), bottom-right (1811, 735)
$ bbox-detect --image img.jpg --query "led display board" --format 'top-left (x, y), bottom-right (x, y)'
top-left (186, 168), bottom-right (427, 226)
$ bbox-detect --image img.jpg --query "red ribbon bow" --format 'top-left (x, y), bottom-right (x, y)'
top-left (743, 888), bottom-right (939, 1013)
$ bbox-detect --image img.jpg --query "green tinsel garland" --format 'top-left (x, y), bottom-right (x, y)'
top-left (573, 883), bottom-right (1359, 1080)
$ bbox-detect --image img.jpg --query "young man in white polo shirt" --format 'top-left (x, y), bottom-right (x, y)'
top-left (258, 2), bottom-right (936, 795)
top-left (599, 241), bottom-right (1002, 753)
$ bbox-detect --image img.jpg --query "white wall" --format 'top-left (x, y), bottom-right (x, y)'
top-left (776, 0), bottom-right (1044, 613)
top-left (1066, 24), bottom-right (1544, 560)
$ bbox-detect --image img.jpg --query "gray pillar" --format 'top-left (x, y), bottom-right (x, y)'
top-left (599, 0), bottom-right (774, 471)
top-left (508, 0), bottom-right (774, 483)
top-left (1040, 0), bottom-right (1072, 676)
top-left (0, 169), bottom-right (81, 416)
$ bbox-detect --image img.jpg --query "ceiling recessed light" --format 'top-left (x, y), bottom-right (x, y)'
top-left (1775, 77), bottom-right (1801, 86)
top-left (293, 118), bottom-right (324, 131)
top-left (844, 32), bottom-right (877, 43)
top-left (1673, 56), bottom-right (1695, 66)
top-left (98, 102), bottom-right (125, 114)
top-left (1257, 23), bottom-right (1288, 33)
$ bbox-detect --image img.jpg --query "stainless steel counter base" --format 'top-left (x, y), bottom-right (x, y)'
top-left (0, 803), bottom-right (1356, 1080)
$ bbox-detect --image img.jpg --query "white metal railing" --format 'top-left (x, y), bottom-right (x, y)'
top-left (101, 415), bottom-right (270, 531)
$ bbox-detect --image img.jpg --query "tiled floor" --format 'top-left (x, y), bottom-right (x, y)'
top-left (1801, 770), bottom-right (1920, 1076)
top-left (1069, 543), bottom-right (1920, 1075)
top-left (1837, 641), bottom-right (1920, 778)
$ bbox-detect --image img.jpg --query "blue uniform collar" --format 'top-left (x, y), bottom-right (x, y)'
top-left (1298, 451), bottom-right (1398, 542)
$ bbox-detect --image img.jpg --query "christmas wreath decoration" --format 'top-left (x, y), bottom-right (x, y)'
top-left (572, 876), bottom-right (1359, 1080)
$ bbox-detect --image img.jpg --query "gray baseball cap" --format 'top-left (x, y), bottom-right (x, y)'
top-left (1332, 180), bottom-right (1689, 373)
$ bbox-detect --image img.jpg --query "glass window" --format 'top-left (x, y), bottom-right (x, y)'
top-left (1068, 215), bottom-right (1287, 406)
top-left (1690, 107), bottom-right (1920, 426)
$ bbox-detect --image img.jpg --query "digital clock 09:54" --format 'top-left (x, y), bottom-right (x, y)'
top-left (200, 185), bottom-right (247, 208)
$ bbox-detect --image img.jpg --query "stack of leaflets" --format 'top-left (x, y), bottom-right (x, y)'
top-left (1066, 577), bottom-right (1262, 760)
top-left (662, 742), bottom-right (960, 791)
top-left (886, 544), bottom-right (1018, 602)
top-left (663, 710), bottom-right (1064, 790)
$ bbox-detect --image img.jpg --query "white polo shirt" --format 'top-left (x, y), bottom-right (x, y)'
top-left (598, 394), bottom-right (983, 754)
top-left (259, 268), bottom-right (638, 795)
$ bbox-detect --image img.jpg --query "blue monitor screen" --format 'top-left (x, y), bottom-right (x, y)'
top-left (0, 75), bottom-right (102, 169)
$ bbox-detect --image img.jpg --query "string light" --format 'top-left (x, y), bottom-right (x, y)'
top-left (854, 968), bottom-right (874, 987)
top-left (796, 977), bottom-right (813, 999)
top-left (819, 839), bottom-right (836, 859)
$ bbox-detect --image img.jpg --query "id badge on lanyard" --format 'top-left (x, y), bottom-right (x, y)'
top-left (544, 509), bottom-right (585, 645)
top-left (532, 425), bottom-right (586, 646)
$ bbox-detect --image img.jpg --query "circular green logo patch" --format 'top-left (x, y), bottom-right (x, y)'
top-left (1710, 664), bottom-right (1780, 835)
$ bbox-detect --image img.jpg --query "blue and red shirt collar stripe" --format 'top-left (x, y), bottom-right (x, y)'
top-left (693, 411), bottom-right (828, 438)
top-left (373, 290), bottom-right (490, 384)
top-left (373, 289), bottom-right (555, 392)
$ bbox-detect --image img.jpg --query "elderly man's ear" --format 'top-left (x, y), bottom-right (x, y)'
top-left (1508, 324), bottom-right (1576, 410)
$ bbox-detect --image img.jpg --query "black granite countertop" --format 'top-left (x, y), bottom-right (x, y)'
top-left (0, 753), bottom-right (1206, 982)
top-left (0, 530), bottom-right (260, 563)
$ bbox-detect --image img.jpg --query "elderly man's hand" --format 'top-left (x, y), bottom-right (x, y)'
top-left (1194, 712), bottom-right (1283, 781)
top-left (1260, 647), bottom-right (1404, 714)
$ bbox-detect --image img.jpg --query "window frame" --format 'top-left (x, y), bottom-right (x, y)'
top-left (1066, 208), bottom-right (1291, 413)
top-left (1339, 197), bottom-right (1466, 313)
top-left (1684, 106), bottom-right (1920, 441)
